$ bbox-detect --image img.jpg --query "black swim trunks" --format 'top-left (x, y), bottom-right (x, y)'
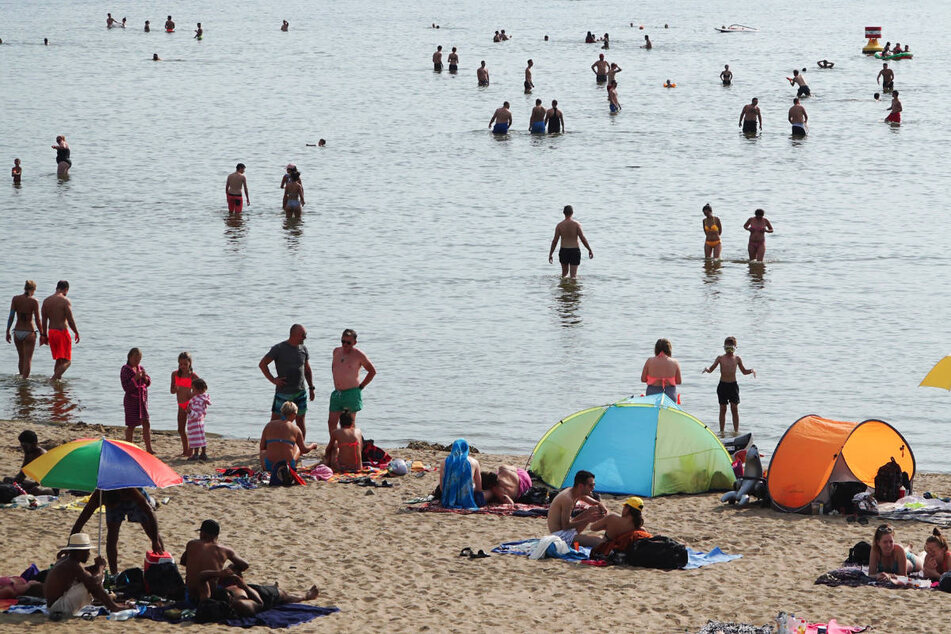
top-left (883, 81), bottom-right (893, 92)
top-left (434, 63), bottom-right (442, 71)
top-left (248, 584), bottom-right (281, 611)
top-left (524, 81), bottom-right (532, 91)
top-left (722, 80), bottom-right (731, 86)
top-left (558, 248), bottom-right (581, 266)
top-left (596, 74), bottom-right (607, 82)
top-left (797, 84), bottom-right (811, 97)
top-left (717, 381), bottom-right (740, 405)
top-left (449, 64), bottom-right (458, 72)
top-left (742, 120), bottom-right (758, 134)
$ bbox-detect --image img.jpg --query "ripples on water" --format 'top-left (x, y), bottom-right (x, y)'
top-left (1, 0), bottom-right (950, 470)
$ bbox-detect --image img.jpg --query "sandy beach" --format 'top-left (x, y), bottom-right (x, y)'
top-left (0, 419), bottom-right (947, 633)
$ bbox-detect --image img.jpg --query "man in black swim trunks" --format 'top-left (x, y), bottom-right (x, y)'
top-left (720, 64), bottom-right (732, 85)
top-left (548, 205), bottom-right (593, 279)
top-left (432, 45), bottom-right (443, 72)
top-left (739, 97), bottom-right (761, 135)
top-left (591, 54), bottom-right (609, 83)
top-left (213, 572), bottom-right (319, 617)
top-left (789, 69), bottom-right (810, 97)
top-left (448, 47), bottom-right (459, 73)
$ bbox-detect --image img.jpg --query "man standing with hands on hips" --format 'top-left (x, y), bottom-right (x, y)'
top-left (259, 324), bottom-right (315, 439)
top-left (328, 329), bottom-right (376, 439)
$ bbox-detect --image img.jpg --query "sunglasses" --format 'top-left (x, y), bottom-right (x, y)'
top-left (341, 340), bottom-right (354, 345)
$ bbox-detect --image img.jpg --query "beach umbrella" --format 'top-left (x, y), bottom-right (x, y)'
top-left (920, 357), bottom-right (951, 390)
top-left (23, 437), bottom-right (182, 549)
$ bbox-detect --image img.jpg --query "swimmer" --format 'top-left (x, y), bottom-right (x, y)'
top-left (493, 30), bottom-right (501, 43)
top-left (665, 23), bottom-right (669, 28)
top-left (489, 102), bottom-right (512, 134)
top-left (788, 69), bottom-right (810, 97)
top-left (44, 38), bottom-right (49, 45)
top-left (720, 64), bottom-right (732, 85)
top-left (586, 31), bottom-right (596, 43)
top-left (885, 90), bottom-right (901, 124)
top-left (194, 23), bottom-right (203, 40)
top-left (591, 54), bottom-right (609, 83)
top-left (121, 17), bottom-right (126, 28)
top-left (664, 79), bottom-right (675, 87)
top-left (11, 158), bottom-right (21, 185)
top-left (546, 100), bottom-right (564, 133)
top-left (788, 97), bottom-right (807, 136)
top-left (447, 47), bottom-right (458, 73)
top-left (500, 30), bottom-right (509, 40)
top-left (432, 45), bottom-right (443, 72)
top-left (529, 99), bottom-right (546, 134)
top-left (738, 97), bottom-right (761, 135)
top-left (701, 204), bottom-right (722, 259)
top-left (607, 81), bottom-right (620, 113)
top-left (877, 63), bottom-right (894, 93)
top-left (165, 16), bottom-right (175, 32)
top-left (107, 13), bottom-right (118, 29)
top-left (817, 60), bottom-right (834, 68)
top-left (544, 35), bottom-right (549, 41)
top-left (52, 135), bottom-right (71, 179)
top-left (744, 208), bottom-right (773, 261)
top-left (477, 60), bottom-right (489, 86)
top-left (152, 53), bottom-right (160, 61)
top-left (607, 63), bottom-right (622, 83)
top-left (144, 20), bottom-right (150, 32)
top-left (524, 59), bottom-right (534, 93)
top-left (283, 171), bottom-right (305, 218)
top-left (318, 139), bottom-right (326, 147)
top-left (602, 33), bottom-right (610, 49)
top-left (281, 20), bottom-right (289, 32)
top-left (642, 34), bottom-right (652, 49)
top-left (874, 92), bottom-right (880, 101)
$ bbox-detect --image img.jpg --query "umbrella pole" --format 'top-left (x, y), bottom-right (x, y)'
top-left (97, 489), bottom-right (103, 556)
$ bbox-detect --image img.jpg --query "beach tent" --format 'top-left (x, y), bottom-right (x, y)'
top-left (528, 394), bottom-right (735, 497)
top-left (767, 415), bottom-right (915, 513)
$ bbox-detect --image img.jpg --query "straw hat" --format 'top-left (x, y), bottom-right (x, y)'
top-left (61, 533), bottom-right (94, 551)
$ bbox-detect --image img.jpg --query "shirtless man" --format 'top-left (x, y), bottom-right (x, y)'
top-left (885, 90), bottom-right (902, 124)
top-left (327, 329), bottom-right (376, 438)
top-left (548, 205), bottom-right (593, 279)
top-left (529, 98), bottom-right (546, 133)
top-left (208, 572), bottom-right (318, 617)
top-left (546, 100), bottom-right (564, 133)
top-left (738, 97), bottom-right (761, 135)
top-left (432, 45), bottom-right (443, 72)
top-left (7, 280), bottom-right (44, 378)
top-left (720, 64), bottom-right (733, 85)
top-left (447, 47), bottom-right (459, 73)
top-left (225, 163), bottom-right (249, 214)
top-left (106, 13), bottom-right (118, 28)
top-left (489, 102), bottom-right (512, 134)
top-left (41, 281), bottom-right (79, 380)
top-left (476, 60), bottom-right (489, 86)
top-left (703, 336), bottom-right (756, 434)
top-left (324, 410), bottom-right (363, 472)
top-left (481, 465), bottom-right (533, 505)
top-left (789, 69), bottom-right (810, 97)
top-left (607, 81), bottom-right (620, 113)
top-left (642, 34), bottom-right (652, 49)
top-left (591, 54), bottom-right (609, 83)
top-left (45, 534), bottom-right (126, 621)
top-left (4, 429), bottom-right (56, 495)
top-left (165, 15), bottom-right (175, 32)
top-left (607, 62), bottom-right (622, 84)
top-left (71, 488), bottom-right (164, 574)
top-left (281, 20), bottom-right (289, 32)
top-left (788, 97), bottom-right (808, 136)
top-left (180, 520), bottom-right (250, 602)
top-left (641, 338), bottom-right (681, 401)
top-left (877, 63), bottom-right (895, 92)
top-left (547, 470), bottom-right (607, 548)
top-left (524, 59), bottom-right (534, 93)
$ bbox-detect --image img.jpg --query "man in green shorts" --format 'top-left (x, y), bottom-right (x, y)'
top-left (328, 329), bottom-right (376, 439)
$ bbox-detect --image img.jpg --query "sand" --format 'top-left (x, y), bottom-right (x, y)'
top-left (0, 419), bottom-right (948, 633)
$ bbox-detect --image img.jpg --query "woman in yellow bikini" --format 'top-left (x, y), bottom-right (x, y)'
top-left (702, 204), bottom-right (722, 259)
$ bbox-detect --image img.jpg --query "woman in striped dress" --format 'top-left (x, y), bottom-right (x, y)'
top-left (121, 348), bottom-right (153, 453)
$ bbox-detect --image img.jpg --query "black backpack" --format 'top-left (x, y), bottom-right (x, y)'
top-left (625, 535), bottom-right (688, 570)
top-left (0, 483), bottom-right (19, 504)
top-left (874, 458), bottom-right (903, 502)
top-left (144, 562), bottom-right (186, 600)
top-left (114, 567), bottom-right (145, 598)
top-left (847, 540), bottom-right (872, 565)
top-left (829, 482), bottom-right (869, 514)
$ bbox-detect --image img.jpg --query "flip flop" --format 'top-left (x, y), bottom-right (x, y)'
top-left (459, 547), bottom-right (474, 558)
top-left (469, 549), bottom-right (490, 560)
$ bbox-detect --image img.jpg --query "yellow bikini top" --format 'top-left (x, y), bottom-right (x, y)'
top-left (706, 223), bottom-right (719, 232)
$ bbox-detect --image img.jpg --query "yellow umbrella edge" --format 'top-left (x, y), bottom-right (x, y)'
top-left (920, 356), bottom-right (951, 390)
top-left (21, 437), bottom-right (99, 482)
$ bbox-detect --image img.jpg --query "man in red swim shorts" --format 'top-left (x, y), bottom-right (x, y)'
top-left (41, 280), bottom-right (80, 380)
top-left (225, 163), bottom-right (249, 213)
top-left (885, 90), bottom-right (902, 124)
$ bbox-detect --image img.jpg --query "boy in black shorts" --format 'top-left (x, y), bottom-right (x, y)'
top-left (702, 336), bottom-right (756, 435)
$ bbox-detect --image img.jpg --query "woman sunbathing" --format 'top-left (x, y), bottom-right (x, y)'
top-left (923, 529), bottom-right (951, 580)
top-left (588, 497), bottom-right (652, 556)
top-left (868, 524), bottom-right (922, 580)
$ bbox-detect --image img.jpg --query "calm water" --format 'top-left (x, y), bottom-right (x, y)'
top-left (2, 1), bottom-right (950, 470)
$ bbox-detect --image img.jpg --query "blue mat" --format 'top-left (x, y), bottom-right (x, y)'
top-left (493, 539), bottom-right (741, 569)
top-left (225, 603), bottom-right (339, 628)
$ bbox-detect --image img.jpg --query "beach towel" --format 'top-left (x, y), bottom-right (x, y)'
top-left (183, 474), bottom-right (261, 491)
top-left (402, 502), bottom-right (548, 517)
top-left (815, 566), bottom-right (934, 590)
top-left (529, 536), bottom-right (590, 560)
top-left (877, 496), bottom-right (951, 526)
top-left (224, 604), bottom-right (340, 628)
top-left (440, 439), bottom-right (478, 510)
top-left (684, 547), bottom-right (743, 570)
top-left (0, 494), bottom-right (57, 510)
top-left (53, 495), bottom-right (105, 512)
top-left (697, 621), bottom-right (773, 634)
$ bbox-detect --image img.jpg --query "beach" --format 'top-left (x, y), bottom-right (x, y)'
top-left (1, 418), bottom-right (948, 633)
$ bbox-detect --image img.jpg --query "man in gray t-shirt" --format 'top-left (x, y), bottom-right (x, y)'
top-left (258, 324), bottom-right (315, 438)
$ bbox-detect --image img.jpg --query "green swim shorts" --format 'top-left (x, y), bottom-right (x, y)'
top-left (329, 387), bottom-right (363, 413)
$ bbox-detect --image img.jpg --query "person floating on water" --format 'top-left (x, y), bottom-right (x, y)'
top-left (225, 163), bottom-right (249, 213)
top-left (664, 79), bottom-right (676, 88)
top-left (607, 81), bottom-right (620, 112)
top-left (788, 69), bottom-right (810, 97)
top-left (500, 29), bottom-right (509, 40)
top-left (44, 38), bottom-right (49, 45)
top-left (432, 45), bottom-right (443, 72)
top-left (702, 203), bottom-right (722, 260)
top-left (641, 338), bottom-right (681, 401)
top-left (489, 101), bottom-right (512, 134)
top-left (165, 15), bottom-right (175, 32)
top-left (874, 92), bottom-right (880, 101)
top-left (477, 60), bottom-right (489, 86)
top-left (585, 31), bottom-right (595, 43)
top-left (739, 97), bottom-right (761, 135)
top-left (447, 47), bottom-right (459, 73)
top-left (548, 205), bottom-right (593, 279)
top-left (817, 60), bottom-right (834, 68)
top-left (529, 98), bottom-right (546, 133)
top-left (524, 59), bottom-right (534, 93)
top-left (744, 208), bottom-right (773, 261)
top-left (885, 90), bottom-right (902, 124)
top-left (11, 158), bottom-right (21, 186)
top-left (194, 23), bottom-right (203, 40)
top-left (546, 100), bottom-right (564, 133)
top-left (51, 135), bottom-right (70, 178)
top-left (493, 30), bottom-right (501, 43)
top-left (720, 64), bottom-right (732, 85)
top-left (144, 20), bottom-right (150, 32)
top-left (281, 20), bottom-right (289, 32)
top-left (591, 54), bottom-right (609, 83)
top-left (878, 63), bottom-right (894, 93)
top-left (703, 336), bottom-right (756, 435)
top-left (788, 97), bottom-right (808, 136)
top-left (121, 17), bottom-right (126, 28)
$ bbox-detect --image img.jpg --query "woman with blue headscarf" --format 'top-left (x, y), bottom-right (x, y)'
top-left (440, 439), bottom-right (483, 509)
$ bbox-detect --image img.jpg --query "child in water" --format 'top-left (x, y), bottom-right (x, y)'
top-left (702, 336), bottom-right (756, 435)
top-left (11, 159), bottom-right (21, 185)
top-left (186, 378), bottom-right (210, 461)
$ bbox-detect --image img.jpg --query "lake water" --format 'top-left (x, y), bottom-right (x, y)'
top-left (2, 0), bottom-right (950, 471)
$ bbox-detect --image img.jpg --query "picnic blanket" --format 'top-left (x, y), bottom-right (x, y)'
top-left (815, 566), bottom-right (934, 589)
top-left (183, 474), bottom-right (262, 491)
top-left (698, 618), bottom-right (868, 634)
top-left (493, 538), bottom-right (741, 569)
top-left (877, 495), bottom-right (951, 526)
top-left (402, 501), bottom-right (549, 517)
top-left (0, 494), bottom-right (57, 510)
top-left (143, 603), bottom-right (338, 627)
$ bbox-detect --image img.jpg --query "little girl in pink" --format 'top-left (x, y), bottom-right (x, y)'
top-left (186, 378), bottom-right (211, 461)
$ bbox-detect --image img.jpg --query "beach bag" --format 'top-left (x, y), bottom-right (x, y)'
top-left (143, 562), bottom-right (185, 599)
top-left (0, 483), bottom-right (19, 504)
top-left (829, 481), bottom-right (868, 514)
top-left (874, 458), bottom-right (903, 502)
top-left (846, 540), bottom-right (872, 565)
top-left (362, 439), bottom-right (391, 466)
top-left (114, 567), bottom-right (145, 598)
top-left (625, 535), bottom-right (687, 569)
top-left (269, 461), bottom-right (305, 487)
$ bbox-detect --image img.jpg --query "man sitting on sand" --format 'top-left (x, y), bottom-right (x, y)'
top-left (180, 520), bottom-right (250, 603)
top-left (547, 470), bottom-right (607, 547)
top-left (481, 465), bottom-right (533, 505)
top-left (324, 409), bottom-right (363, 472)
top-left (45, 533), bottom-right (128, 620)
top-left (71, 488), bottom-right (164, 575)
top-left (3, 429), bottom-right (57, 495)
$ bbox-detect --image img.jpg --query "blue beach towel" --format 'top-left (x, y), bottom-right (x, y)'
top-left (225, 604), bottom-right (340, 628)
top-left (440, 439), bottom-right (478, 510)
top-left (684, 547), bottom-right (743, 570)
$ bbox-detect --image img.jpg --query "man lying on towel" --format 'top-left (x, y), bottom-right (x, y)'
top-left (201, 571), bottom-right (320, 617)
top-left (45, 533), bottom-right (129, 620)
top-left (546, 470), bottom-right (608, 548)
top-left (480, 465), bottom-right (534, 505)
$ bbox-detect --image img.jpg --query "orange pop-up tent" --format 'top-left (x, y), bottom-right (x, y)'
top-left (767, 415), bottom-right (915, 513)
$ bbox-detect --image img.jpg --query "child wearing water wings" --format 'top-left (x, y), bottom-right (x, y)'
top-left (702, 336), bottom-right (755, 435)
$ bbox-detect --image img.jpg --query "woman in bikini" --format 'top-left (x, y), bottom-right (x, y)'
top-left (743, 208), bottom-right (773, 261)
top-left (589, 496), bottom-right (653, 556)
top-left (6, 280), bottom-right (44, 379)
top-left (868, 524), bottom-right (922, 581)
top-left (923, 528), bottom-right (951, 581)
top-left (170, 351), bottom-right (199, 457)
top-left (640, 338), bottom-right (681, 401)
top-left (282, 170), bottom-right (305, 217)
top-left (259, 402), bottom-right (317, 473)
top-left (324, 409), bottom-right (363, 472)
top-left (702, 204), bottom-right (722, 260)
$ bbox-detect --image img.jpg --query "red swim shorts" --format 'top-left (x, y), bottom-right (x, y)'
top-left (885, 111), bottom-right (901, 123)
top-left (48, 328), bottom-right (72, 361)
top-left (227, 193), bottom-right (244, 213)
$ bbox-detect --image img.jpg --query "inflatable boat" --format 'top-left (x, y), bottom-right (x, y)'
top-left (715, 24), bottom-right (758, 33)
top-left (875, 51), bottom-right (913, 60)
